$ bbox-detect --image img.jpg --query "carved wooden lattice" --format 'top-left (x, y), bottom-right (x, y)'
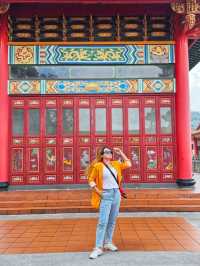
top-left (9, 15), bottom-right (173, 42)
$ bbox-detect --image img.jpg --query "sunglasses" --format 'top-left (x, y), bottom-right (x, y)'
top-left (103, 149), bottom-right (113, 155)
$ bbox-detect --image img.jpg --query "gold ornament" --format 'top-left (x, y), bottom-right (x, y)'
top-left (171, 0), bottom-right (200, 29)
top-left (0, 3), bottom-right (9, 14)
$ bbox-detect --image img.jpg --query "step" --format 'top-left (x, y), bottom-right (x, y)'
top-left (0, 189), bottom-right (199, 201)
top-left (1, 198), bottom-right (200, 208)
top-left (0, 187), bottom-right (200, 214)
top-left (0, 204), bottom-right (200, 215)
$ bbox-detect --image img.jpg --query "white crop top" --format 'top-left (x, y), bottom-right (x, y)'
top-left (102, 165), bottom-right (119, 189)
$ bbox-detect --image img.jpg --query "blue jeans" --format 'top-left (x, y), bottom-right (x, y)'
top-left (95, 188), bottom-right (121, 248)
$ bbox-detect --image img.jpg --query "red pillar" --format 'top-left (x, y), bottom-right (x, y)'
top-left (175, 31), bottom-right (195, 186)
top-left (0, 14), bottom-right (9, 189)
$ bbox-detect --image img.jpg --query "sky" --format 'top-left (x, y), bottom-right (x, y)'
top-left (189, 62), bottom-right (200, 112)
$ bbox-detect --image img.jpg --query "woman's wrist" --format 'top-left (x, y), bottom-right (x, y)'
top-left (93, 186), bottom-right (102, 197)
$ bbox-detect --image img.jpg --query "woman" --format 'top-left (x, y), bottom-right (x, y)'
top-left (87, 146), bottom-right (131, 259)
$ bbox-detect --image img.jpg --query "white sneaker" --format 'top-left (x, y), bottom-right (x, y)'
top-left (89, 247), bottom-right (103, 259)
top-left (104, 243), bottom-right (118, 251)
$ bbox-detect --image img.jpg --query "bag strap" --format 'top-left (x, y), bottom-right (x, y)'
top-left (102, 162), bottom-right (119, 187)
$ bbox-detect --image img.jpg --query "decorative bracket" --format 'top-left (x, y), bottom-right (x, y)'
top-left (0, 3), bottom-right (9, 15)
top-left (171, 0), bottom-right (200, 32)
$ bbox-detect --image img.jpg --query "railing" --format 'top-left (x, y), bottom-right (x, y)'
top-left (192, 160), bottom-right (200, 173)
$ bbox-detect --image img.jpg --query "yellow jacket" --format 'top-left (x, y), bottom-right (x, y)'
top-left (88, 160), bottom-right (129, 209)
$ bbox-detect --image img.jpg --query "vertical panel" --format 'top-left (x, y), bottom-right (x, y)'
top-left (146, 147), bottom-right (157, 170)
top-left (162, 146), bottom-right (173, 171)
top-left (130, 146), bottom-right (140, 171)
top-left (95, 108), bottom-right (106, 134)
top-left (144, 107), bottom-right (156, 134)
top-left (160, 107), bottom-right (172, 134)
top-left (12, 109), bottom-right (24, 136)
top-left (28, 109), bottom-right (40, 135)
top-left (128, 108), bottom-right (139, 134)
top-left (79, 108), bottom-right (90, 134)
top-left (112, 108), bottom-right (123, 134)
top-left (12, 148), bottom-right (23, 172)
top-left (46, 108), bottom-right (57, 135)
top-left (62, 108), bottom-right (73, 135)
top-left (61, 98), bottom-right (75, 183)
top-left (28, 148), bottom-right (40, 172)
top-left (63, 147), bottom-right (73, 171)
top-left (45, 147), bottom-right (56, 172)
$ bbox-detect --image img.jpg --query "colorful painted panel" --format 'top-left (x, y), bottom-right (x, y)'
top-left (130, 147), bottom-right (140, 170)
top-left (40, 45), bottom-right (146, 64)
top-left (147, 45), bottom-right (174, 64)
top-left (63, 148), bottom-right (73, 171)
top-left (9, 45), bottom-right (175, 65)
top-left (45, 147), bottom-right (56, 172)
top-left (160, 107), bottom-right (172, 134)
top-left (9, 46), bottom-right (37, 64)
top-left (12, 148), bottom-right (23, 172)
top-left (8, 80), bottom-right (41, 94)
top-left (46, 80), bottom-right (139, 94)
top-left (28, 148), bottom-right (39, 172)
top-left (162, 147), bottom-right (173, 171)
top-left (80, 148), bottom-right (90, 170)
top-left (146, 147), bottom-right (157, 170)
top-left (143, 79), bottom-right (175, 93)
top-left (8, 79), bottom-right (175, 94)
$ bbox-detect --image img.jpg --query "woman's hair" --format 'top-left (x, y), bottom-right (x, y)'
top-left (85, 146), bottom-right (111, 178)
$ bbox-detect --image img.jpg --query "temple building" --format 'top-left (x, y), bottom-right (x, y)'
top-left (192, 124), bottom-right (200, 159)
top-left (0, 0), bottom-right (199, 189)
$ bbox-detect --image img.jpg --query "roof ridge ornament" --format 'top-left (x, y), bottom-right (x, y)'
top-left (0, 3), bottom-right (9, 15)
top-left (171, 0), bottom-right (200, 29)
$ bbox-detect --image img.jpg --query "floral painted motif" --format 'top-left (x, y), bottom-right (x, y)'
top-left (12, 148), bottom-right (23, 172)
top-left (29, 148), bottom-right (39, 172)
top-left (13, 46), bottom-right (35, 64)
top-left (163, 147), bottom-right (173, 171)
top-left (146, 148), bottom-right (157, 170)
top-left (46, 148), bottom-right (56, 172)
top-left (130, 147), bottom-right (140, 170)
top-left (63, 148), bottom-right (73, 171)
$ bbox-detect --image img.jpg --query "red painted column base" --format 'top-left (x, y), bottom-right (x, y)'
top-left (176, 179), bottom-right (196, 187)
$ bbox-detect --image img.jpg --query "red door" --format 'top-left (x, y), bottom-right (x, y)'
top-left (9, 95), bottom-right (176, 185)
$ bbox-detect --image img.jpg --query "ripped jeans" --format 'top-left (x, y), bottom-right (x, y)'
top-left (95, 188), bottom-right (121, 248)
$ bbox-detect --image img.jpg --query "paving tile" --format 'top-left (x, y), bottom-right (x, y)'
top-left (4, 247), bottom-right (25, 254)
top-left (0, 217), bottom-right (200, 254)
top-left (177, 240), bottom-right (200, 251)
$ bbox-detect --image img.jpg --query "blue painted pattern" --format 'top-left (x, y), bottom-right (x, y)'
top-left (9, 44), bottom-right (175, 65)
top-left (8, 79), bottom-right (175, 95)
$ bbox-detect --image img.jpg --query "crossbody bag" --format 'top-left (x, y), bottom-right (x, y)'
top-left (102, 162), bottom-right (127, 199)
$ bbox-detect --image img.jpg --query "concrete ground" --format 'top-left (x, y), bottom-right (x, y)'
top-left (0, 211), bottom-right (200, 266)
